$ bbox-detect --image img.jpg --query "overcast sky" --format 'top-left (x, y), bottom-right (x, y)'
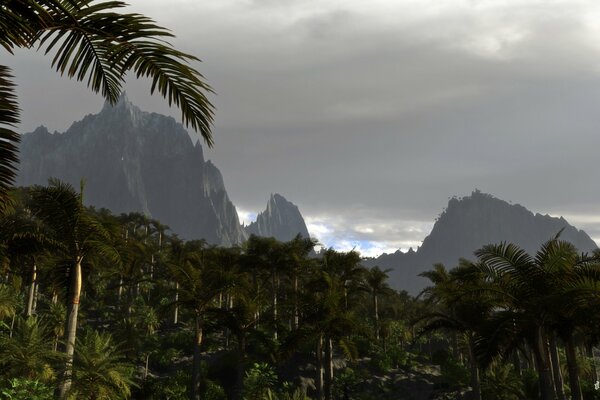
top-left (7, 0), bottom-right (600, 256)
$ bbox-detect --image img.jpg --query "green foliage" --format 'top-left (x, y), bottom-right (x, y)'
top-left (481, 363), bottom-right (524, 400)
top-left (139, 371), bottom-right (190, 400)
top-left (244, 362), bottom-right (278, 400)
top-left (439, 357), bottom-right (469, 389)
top-left (0, 317), bottom-right (61, 382)
top-left (0, 378), bottom-right (53, 400)
top-left (204, 380), bottom-right (227, 400)
top-left (521, 369), bottom-right (540, 400)
top-left (68, 330), bottom-right (135, 400)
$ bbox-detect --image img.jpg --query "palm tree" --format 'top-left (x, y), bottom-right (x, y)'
top-left (68, 330), bottom-right (135, 400)
top-left (474, 238), bottom-right (597, 400)
top-left (363, 266), bottom-right (392, 341)
top-left (28, 179), bottom-right (119, 398)
top-left (418, 261), bottom-right (492, 400)
top-left (0, 316), bottom-right (62, 382)
top-left (169, 241), bottom-right (233, 400)
top-left (0, 0), bottom-right (215, 210)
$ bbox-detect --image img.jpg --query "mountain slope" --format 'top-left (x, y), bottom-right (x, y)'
top-left (245, 193), bottom-right (310, 241)
top-left (17, 94), bottom-right (247, 245)
top-left (366, 190), bottom-right (597, 294)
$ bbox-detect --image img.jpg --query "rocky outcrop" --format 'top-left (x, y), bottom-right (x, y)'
top-left (245, 193), bottom-right (310, 242)
top-left (366, 190), bottom-right (598, 294)
top-left (17, 93), bottom-right (247, 245)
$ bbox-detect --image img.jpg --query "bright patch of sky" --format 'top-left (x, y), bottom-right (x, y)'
top-left (236, 209), bottom-right (257, 227)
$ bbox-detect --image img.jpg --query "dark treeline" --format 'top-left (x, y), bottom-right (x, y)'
top-left (1, 181), bottom-right (600, 400)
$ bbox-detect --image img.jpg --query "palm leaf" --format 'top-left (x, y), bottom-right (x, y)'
top-left (0, 66), bottom-right (20, 212)
top-left (38, 0), bottom-right (214, 144)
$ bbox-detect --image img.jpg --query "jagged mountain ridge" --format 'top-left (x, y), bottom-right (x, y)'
top-left (245, 194), bottom-right (310, 241)
top-left (17, 94), bottom-right (311, 245)
top-left (365, 190), bottom-right (598, 294)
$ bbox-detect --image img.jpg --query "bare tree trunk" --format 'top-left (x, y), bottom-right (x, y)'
top-left (324, 336), bottom-right (334, 400)
top-left (192, 314), bottom-right (204, 400)
top-left (234, 334), bottom-right (246, 400)
top-left (534, 326), bottom-right (556, 400)
top-left (272, 270), bottom-right (278, 341)
top-left (467, 335), bottom-right (481, 400)
top-left (118, 276), bottom-right (123, 303)
top-left (59, 259), bottom-right (83, 399)
top-left (26, 263), bottom-right (37, 317)
top-left (143, 353), bottom-right (150, 381)
top-left (293, 275), bottom-right (299, 329)
top-left (512, 350), bottom-right (522, 377)
top-left (173, 282), bottom-right (179, 325)
top-left (316, 335), bottom-right (324, 400)
top-left (32, 280), bottom-right (38, 314)
top-left (588, 345), bottom-right (598, 385)
top-left (565, 333), bottom-right (583, 400)
top-left (549, 333), bottom-right (566, 400)
top-left (373, 292), bottom-right (379, 341)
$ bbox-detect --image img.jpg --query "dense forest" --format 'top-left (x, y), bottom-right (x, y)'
top-left (1, 180), bottom-right (600, 400)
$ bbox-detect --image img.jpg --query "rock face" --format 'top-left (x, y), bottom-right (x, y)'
top-left (366, 190), bottom-right (598, 294)
top-left (245, 194), bottom-right (310, 241)
top-left (17, 93), bottom-right (247, 246)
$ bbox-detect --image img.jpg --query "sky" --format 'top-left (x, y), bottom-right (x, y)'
top-left (6, 0), bottom-right (600, 256)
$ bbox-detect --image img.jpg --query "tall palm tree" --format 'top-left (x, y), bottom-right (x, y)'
top-left (169, 241), bottom-right (232, 400)
top-left (418, 261), bottom-right (492, 400)
top-left (0, 0), bottom-right (215, 210)
top-left (363, 266), bottom-right (392, 341)
top-left (28, 179), bottom-right (119, 398)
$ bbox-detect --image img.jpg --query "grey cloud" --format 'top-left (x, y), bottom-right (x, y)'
top-left (7, 1), bottom-right (600, 254)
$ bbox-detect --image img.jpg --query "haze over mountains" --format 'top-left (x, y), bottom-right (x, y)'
top-left (17, 94), bottom-right (309, 245)
top-left (17, 97), bottom-right (598, 294)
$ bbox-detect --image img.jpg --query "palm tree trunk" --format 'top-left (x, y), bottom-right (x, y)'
top-left (272, 269), bottom-right (278, 340)
top-left (549, 332), bottom-right (566, 400)
top-left (373, 292), bottom-right (379, 341)
top-left (26, 263), bottom-right (37, 317)
top-left (32, 280), bottom-right (38, 314)
top-left (234, 334), bottom-right (246, 400)
top-left (293, 275), bottom-right (299, 329)
top-left (512, 350), bottom-right (522, 377)
top-left (59, 259), bottom-right (83, 399)
top-left (173, 281), bottom-right (179, 325)
top-left (565, 333), bottom-right (583, 400)
top-left (467, 334), bottom-right (481, 400)
top-left (192, 313), bottom-right (203, 400)
top-left (534, 326), bottom-right (556, 400)
top-left (316, 335), bottom-right (324, 400)
top-left (324, 336), bottom-right (333, 400)
top-left (587, 345), bottom-right (598, 385)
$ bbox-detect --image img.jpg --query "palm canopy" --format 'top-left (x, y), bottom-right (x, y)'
top-left (0, 0), bottom-right (215, 209)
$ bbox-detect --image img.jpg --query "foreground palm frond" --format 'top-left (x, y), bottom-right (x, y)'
top-left (38, 0), bottom-right (214, 142)
top-left (0, 66), bottom-right (20, 212)
top-left (0, 0), bottom-right (216, 210)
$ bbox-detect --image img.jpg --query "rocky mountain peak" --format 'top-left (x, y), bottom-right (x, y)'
top-left (246, 193), bottom-right (310, 241)
top-left (17, 98), bottom-right (246, 245)
top-left (366, 191), bottom-right (597, 294)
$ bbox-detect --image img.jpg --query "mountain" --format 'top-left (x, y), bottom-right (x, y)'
top-left (17, 93), bottom-right (247, 246)
top-left (245, 193), bottom-right (311, 241)
top-left (366, 190), bottom-right (598, 294)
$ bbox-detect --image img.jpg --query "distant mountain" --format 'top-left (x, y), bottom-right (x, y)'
top-left (17, 93), bottom-right (247, 245)
top-left (245, 194), bottom-right (310, 241)
top-left (365, 190), bottom-right (597, 294)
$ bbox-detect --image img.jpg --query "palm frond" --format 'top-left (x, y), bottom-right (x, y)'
top-left (38, 0), bottom-right (214, 144)
top-left (0, 66), bottom-right (20, 212)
